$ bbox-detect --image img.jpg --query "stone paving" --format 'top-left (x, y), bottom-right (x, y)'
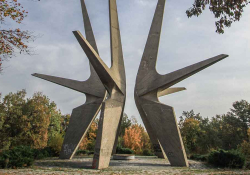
top-left (0, 156), bottom-right (250, 175)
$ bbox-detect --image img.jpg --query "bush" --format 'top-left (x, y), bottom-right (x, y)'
top-left (239, 140), bottom-right (250, 160)
top-left (190, 154), bottom-right (208, 162)
top-left (0, 146), bottom-right (34, 168)
top-left (208, 149), bottom-right (245, 168)
top-left (86, 141), bottom-right (96, 152)
top-left (116, 146), bottom-right (134, 154)
top-left (33, 147), bottom-right (57, 159)
top-left (48, 133), bottom-right (63, 156)
top-left (142, 149), bottom-right (155, 156)
top-left (76, 149), bottom-right (89, 156)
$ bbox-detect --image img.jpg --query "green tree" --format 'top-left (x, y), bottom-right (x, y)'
top-left (180, 100), bottom-right (250, 154)
top-left (47, 102), bottom-right (62, 144)
top-left (187, 0), bottom-right (250, 34)
top-left (230, 100), bottom-right (250, 127)
top-left (119, 113), bottom-right (132, 137)
top-left (179, 111), bottom-right (201, 153)
top-left (60, 114), bottom-right (70, 136)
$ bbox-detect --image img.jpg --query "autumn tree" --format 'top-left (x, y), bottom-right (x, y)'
top-left (78, 118), bottom-right (98, 151)
top-left (0, 90), bottom-right (63, 150)
top-left (0, 0), bottom-right (35, 72)
top-left (123, 124), bottom-right (143, 154)
top-left (187, 0), bottom-right (250, 34)
top-left (123, 119), bottom-right (152, 155)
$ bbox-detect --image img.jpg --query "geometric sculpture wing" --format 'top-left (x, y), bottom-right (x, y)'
top-left (72, 0), bottom-right (126, 169)
top-left (135, 0), bottom-right (228, 167)
top-left (32, 0), bottom-right (107, 159)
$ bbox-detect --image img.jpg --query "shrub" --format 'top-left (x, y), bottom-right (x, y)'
top-left (88, 151), bottom-right (94, 155)
top-left (239, 140), bottom-right (250, 160)
top-left (142, 149), bottom-right (155, 156)
top-left (76, 149), bottom-right (89, 156)
top-left (48, 133), bottom-right (63, 156)
top-left (0, 146), bottom-right (34, 168)
top-left (208, 149), bottom-right (245, 168)
top-left (189, 154), bottom-right (208, 162)
top-left (116, 146), bottom-right (134, 154)
top-left (33, 147), bottom-right (57, 159)
top-left (86, 141), bottom-right (96, 152)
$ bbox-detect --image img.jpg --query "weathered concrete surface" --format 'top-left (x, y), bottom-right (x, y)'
top-left (135, 0), bottom-right (228, 167)
top-left (73, 0), bottom-right (126, 169)
top-left (32, 0), bottom-right (106, 160)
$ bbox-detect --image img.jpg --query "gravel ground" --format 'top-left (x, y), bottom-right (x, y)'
top-left (0, 156), bottom-right (250, 175)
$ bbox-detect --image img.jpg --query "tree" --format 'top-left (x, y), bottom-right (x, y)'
top-left (187, 0), bottom-right (250, 34)
top-left (60, 114), bottom-right (70, 135)
top-left (0, 0), bottom-right (35, 72)
top-left (230, 100), bottom-right (250, 127)
top-left (179, 113), bottom-right (201, 153)
top-left (179, 101), bottom-right (250, 154)
top-left (119, 113), bottom-right (132, 137)
top-left (47, 102), bottom-right (62, 144)
top-left (0, 90), bottom-right (62, 150)
top-left (78, 118), bottom-right (98, 151)
top-left (123, 124), bottom-right (143, 154)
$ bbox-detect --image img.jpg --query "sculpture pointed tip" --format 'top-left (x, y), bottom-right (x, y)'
top-left (73, 30), bottom-right (81, 35)
top-left (221, 54), bottom-right (229, 58)
top-left (31, 73), bottom-right (37, 77)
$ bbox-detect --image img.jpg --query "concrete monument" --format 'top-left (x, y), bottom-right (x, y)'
top-left (32, 0), bottom-right (229, 170)
top-left (134, 0), bottom-right (228, 167)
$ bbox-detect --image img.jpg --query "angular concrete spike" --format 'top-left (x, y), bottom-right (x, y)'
top-left (32, 0), bottom-right (107, 160)
top-left (137, 54), bottom-right (228, 96)
top-left (80, 0), bottom-right (100, 80)
top-left (60, 95), bottom-right (104, 159)
top-left (135, 0), bottom-right (228, 167)
top-left (158, 87), bottom-right (186, 97)
top-left (91, 0), bottom-right (126, 169)
top-left (140, 94), bottom-right (188, 166)
top-left (73, 31), bottom-right (125, 95)
top-left (31, 73), bottom-right (104, 97)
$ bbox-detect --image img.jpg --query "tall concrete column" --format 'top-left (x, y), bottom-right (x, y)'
top-left (73, 0), bottom-right (126, 169)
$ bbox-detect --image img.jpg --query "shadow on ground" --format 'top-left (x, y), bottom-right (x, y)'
top-left (34, 157), bottom-right (171, 170)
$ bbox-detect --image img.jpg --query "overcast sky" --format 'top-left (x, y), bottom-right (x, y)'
top-left (0, 0), bottom-right (250, 124)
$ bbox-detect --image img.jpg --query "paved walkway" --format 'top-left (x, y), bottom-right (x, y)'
top-left (0, 157), bottom-right (250, 174)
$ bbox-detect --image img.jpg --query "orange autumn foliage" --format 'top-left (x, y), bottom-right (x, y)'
top-left (0, 0), bottom-right (34, 72)
top-left (79, 119), bottom-right (98, 150)
top-left (123, 124), bottom-right (151, 154)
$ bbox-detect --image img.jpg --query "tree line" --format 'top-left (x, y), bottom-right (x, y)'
top-left (179, 100), bottom-right (250, 158)
top-left (1, 90), bottom-right (250, 159)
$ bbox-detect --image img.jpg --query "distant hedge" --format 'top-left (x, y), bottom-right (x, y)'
top-left (0, 146), bottom-right (34, 168)
top-left (208, 149), bottom-right (245, 168)
top-left (0, 146), bottom-right (59, 169)
top-left (116, 146), bottom-right (134, 154)
top-left (189, 154), bottom-right (208, 162)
